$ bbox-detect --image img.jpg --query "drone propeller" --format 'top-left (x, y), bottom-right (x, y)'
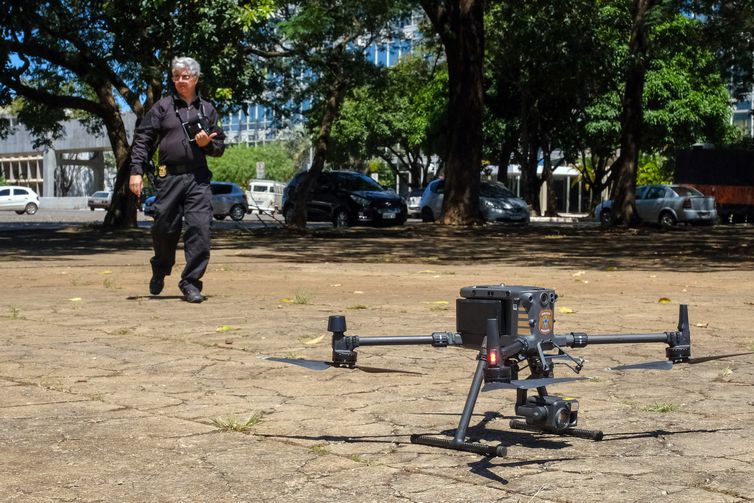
top-left (608, 351), bottom-right (754, 371)
top-left (482, 376), bottom-right (591, 391)
top-left (259, 356), bottom-right (422, 375)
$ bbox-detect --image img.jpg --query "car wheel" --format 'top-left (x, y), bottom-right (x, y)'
top-left (25, 203), bottom-right (38, 215)
top-left (283, 206), bottom-right (295, 225)
top-left (214, 215), bottom-right (226, 221)
top-left (421, 207), bottom-right (435, 223)
top-left (333, 209), bottom-right (350, 228)
top-left (659, 211), bottom-right (676, 228)
top-left (599, 208), bottom-right (612, 227)
top-left (229, 205), bottom-right (245, 221)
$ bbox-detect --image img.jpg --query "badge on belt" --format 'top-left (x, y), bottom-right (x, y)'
top-left (158, 165), bottom-right (167, 178)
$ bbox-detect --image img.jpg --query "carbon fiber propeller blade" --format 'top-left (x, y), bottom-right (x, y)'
top-left (259, 356), bottom-right (421, 374)
top-left (608, 360), bottom-right (674, 371)
top-left (482, 376), bottom-right (590, 391)
top-left (261, 357), bottom-right (333, 371)
top-left (609, 351), bottom-right (753, 371)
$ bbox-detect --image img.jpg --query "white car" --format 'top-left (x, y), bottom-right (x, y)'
top-left (0, 185), bottom-right (40, 215)
top-left (419, 179), bottom-right (530, 223)
top-left (87, 190), bottom-right (112, 210)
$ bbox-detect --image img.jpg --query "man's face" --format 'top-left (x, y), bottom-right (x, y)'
top-left (172, 70), bottom-right (198, 97)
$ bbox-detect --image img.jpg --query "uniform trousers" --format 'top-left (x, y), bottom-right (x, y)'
top-left (150, 170), bottom-right (212, 293)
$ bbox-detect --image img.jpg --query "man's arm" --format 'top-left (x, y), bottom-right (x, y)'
top-left (129, 109), bottom-right (160, 196)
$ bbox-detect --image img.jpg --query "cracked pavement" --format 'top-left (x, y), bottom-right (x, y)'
top-left (1, 224), bottom-right (753, 502)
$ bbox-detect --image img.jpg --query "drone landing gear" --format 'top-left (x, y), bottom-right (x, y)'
top-left (410, 353), bottom-right (508, 457)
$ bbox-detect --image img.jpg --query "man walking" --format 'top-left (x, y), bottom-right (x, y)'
top-left (128, 56), bottom-right (225, 303)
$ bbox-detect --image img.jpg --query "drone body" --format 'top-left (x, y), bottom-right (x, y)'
top-left (269, 283), bottom-right (750, 458)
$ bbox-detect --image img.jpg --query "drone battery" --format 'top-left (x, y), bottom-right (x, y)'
top-left (457, 285), bottom-right (557, 349)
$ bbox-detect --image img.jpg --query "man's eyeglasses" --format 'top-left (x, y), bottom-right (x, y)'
top-left (172, 74), bottom-right (195, 82)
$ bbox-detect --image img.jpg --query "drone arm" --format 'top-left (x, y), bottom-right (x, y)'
top-left (354, 332), bottom-right (464, 348)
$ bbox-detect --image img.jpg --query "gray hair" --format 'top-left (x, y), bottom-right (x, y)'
top-left (171, 57), bottom-right (201, 77)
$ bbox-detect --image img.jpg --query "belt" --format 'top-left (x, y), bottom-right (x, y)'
top-left (158, 164), bottom-right (199, 176)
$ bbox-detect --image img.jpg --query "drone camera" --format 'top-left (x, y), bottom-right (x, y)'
top-left (516, 395), bottom-right (579, 432)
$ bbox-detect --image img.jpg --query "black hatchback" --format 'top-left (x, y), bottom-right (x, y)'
top-left (282, 171), bottom-right (407, 227)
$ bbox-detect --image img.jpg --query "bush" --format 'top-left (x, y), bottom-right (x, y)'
top-left (207, 141), bottom-right (300, 187)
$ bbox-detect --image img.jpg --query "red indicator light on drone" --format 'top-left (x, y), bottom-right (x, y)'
top-left (488, 350), bottom-right (499, 367)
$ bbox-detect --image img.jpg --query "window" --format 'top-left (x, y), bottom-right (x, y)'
top-left (13, 188), bottom-right (28, 196)
top-left (211, 184), bottom-right (232, 195)
top-left (253, 186), bottom-right (268, 192)
top-left (0, 189), bottom-right (9, 196)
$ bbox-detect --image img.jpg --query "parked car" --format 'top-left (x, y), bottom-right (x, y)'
top-left (419, 179), bottom-right (530, 224)
top-left (246, 179), bottom-right (284, 213)
top-left (282, 171), bottom-right (407, 228)
top-left (404, 188), bottom-right (424, 218)
top-left (0, 185), bottom-right (40, 215)
top-left (595, 184), bottom-right (717, 228)
top-left (143, 181), bottom-right (249, 221)
top-left (87, 190), bottom-right (112, 210)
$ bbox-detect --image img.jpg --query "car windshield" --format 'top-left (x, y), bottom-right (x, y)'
top-left (673, 186), bottom-right (704, 197)
top-left (336, 173), bottom-right (384, 192)
top-left (480, 182), bottom-right (516, 198)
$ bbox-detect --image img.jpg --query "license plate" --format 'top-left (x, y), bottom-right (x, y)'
top-left (381, 211), bottom-right (397, 219)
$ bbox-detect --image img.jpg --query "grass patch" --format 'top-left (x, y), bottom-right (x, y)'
top-left (8, 306), bottom-right (23, 319)
top-left (212, 413), bottom-right (263, 433)
top-left (293, 291), bottom-right (312, 305)
top-left (347, 304), bottom-right (369, 310)
top-left (641, 402), bottom-right (681, 413)
top-left (309, 444), bottom-right (329, 455)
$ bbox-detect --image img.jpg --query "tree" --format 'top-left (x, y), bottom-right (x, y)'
top-left (329, 53), bottom-right (448, 188)
top-left (0, 0), bottom-right (272, 228)
top-left (419, 0), bottom-right (484, 225)
top-left (207, 140), bottom-right (303, 186)
top-left (258, 0), bottom-right (410, 228)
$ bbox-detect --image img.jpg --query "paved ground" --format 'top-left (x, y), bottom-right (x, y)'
top-left (1, 220), bottom-right (753, 502)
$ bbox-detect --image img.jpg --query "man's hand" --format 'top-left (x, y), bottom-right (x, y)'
top-left (195, 130), bottom-right (218, 148)
top-left (129, 174), bottom-right (143, 197)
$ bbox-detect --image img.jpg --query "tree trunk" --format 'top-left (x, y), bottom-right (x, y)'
top-left (611, 0), bottom-right (656, 226)
top-left (542, 145), bottom-right (559, 217)
top-left (289, 71), bottom-right (347, 228)
top-left (421, 0), bottom-right (484, 225)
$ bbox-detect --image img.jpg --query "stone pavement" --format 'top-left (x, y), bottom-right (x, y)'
top-left (1, 226), bottom-right (753, 502)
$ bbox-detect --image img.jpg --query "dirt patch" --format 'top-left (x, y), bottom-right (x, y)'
top-left (1, 224), bottom-right (753, 502)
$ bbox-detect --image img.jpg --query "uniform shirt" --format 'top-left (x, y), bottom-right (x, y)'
top-left (129, 94), bottom-right (225, 176)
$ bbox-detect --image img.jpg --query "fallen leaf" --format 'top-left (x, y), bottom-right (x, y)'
top-left (224, 339), bottom-right (233, 345)
top-left (694, 322), bottom-right (708, 328)
top-left (304, 335), bottom-right (325, 345)
top-left (280, 298), bottom-right (293, 303)
top-left (330, 283), bottom-right (342, 287)
top-left (100, 270), bottom-right (112, 275)
top-left (216, 325), bottom-right (239, 333)
top-left (559, 306), bottom-right (575, 314)
top-left (68, 297), bottom-right (82, 302)
top-left (572, 271), bottom-right (586, 277)
top-left (606, 266), bottom-right (618, 271)
top-left (353, 290), bottom-right (364, 294)
top-left (658, 297), bottom-right (671, 304)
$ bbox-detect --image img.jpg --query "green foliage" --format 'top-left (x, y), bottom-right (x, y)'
top-left (207, 141), bottom-right (301, 186)
top-left (637, 153), bottom-right (672, 185)
top-left (329, 54), bottom-right (448, 184)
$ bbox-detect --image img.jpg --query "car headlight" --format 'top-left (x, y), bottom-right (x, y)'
top-left (350, 194), bottom-right (370, 206)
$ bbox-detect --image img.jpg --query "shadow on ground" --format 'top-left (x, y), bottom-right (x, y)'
top-left (2, 222), bottom-right (752, 271)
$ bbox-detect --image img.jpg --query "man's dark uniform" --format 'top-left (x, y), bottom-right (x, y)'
top-left (130, 94), bottom-right (225, 297)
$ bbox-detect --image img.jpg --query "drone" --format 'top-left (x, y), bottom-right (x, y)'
top-left (264, 284), bottom-right (752, 457)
